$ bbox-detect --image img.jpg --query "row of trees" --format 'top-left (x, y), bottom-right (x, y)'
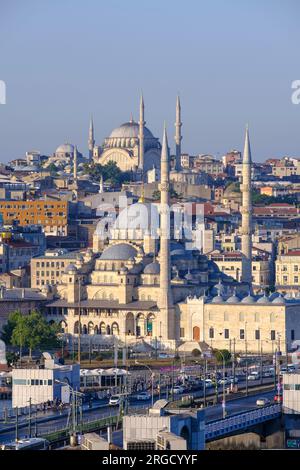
top-left (82, 161), bottom-right (132, 186)
top-left (1, 310), bottom-right (60, 359)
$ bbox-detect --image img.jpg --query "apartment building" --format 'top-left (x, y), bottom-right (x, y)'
top-left (0, 200), bottom-right (69, 236)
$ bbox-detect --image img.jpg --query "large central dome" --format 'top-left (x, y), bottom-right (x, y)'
top-left (109, 120), bottom-right (154, 139)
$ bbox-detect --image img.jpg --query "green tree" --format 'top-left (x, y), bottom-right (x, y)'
top-left (214, 349), bottom-right (231, 364)
top-left (11, 311), bottom-right (60, 359)
top-left (1, 310), bottom-right (23, 344)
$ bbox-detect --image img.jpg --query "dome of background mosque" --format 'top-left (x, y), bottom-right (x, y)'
top-left (55, 143), bottom-right (74, 155)
top-left (109, 121), bottom-right (154, 139)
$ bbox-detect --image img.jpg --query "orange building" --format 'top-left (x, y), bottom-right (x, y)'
top-left (0, 200), bottom-right (69, 236)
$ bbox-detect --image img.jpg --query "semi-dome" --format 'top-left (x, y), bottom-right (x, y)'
top-left (55, 143), bottom-right (74, 154)
top-left (109, 121), bottom-right (154, 139)
top-left (144, 261), bottom-right (160, 275)
top-left (100, 243), bottom-right (138, 261)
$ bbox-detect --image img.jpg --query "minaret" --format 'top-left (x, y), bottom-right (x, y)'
top-left (88, 116), bottom-right (95, 161)
top-left (73, 145), bottom-right (78, 200)
top-left (158, 125), bottom-right (175, 341)
top-left (138, 94), bottom-right (145, 173)
top-left (99, 174), bottom-right (104, 194)
top-left (73, 145), bottom-right (78, 181)
top-left (174, 95), bottom-right (182, 171)
top-left (240, 125), bottom-right (252, 285)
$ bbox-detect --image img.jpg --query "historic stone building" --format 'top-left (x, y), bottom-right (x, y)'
top-left (43, 126), bottom-right (300, 355)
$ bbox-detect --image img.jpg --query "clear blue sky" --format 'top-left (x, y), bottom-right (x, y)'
top-left (0, 0), bottom-right (299, 162)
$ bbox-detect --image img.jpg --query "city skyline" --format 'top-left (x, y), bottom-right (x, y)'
top-left (0, 0), bottom-right (300, 162)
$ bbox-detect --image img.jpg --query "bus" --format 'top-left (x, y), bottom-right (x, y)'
top-left (1, 438), bottom-right (50, 451)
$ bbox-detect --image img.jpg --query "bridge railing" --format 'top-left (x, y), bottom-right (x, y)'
top-left (205, 404), bottom-right (281, 440)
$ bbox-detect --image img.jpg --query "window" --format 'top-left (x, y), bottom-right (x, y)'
top-left (294, 265), bottom-right (298, 272)
top-left (180, 328), bottom-right (184, 337)
top-left (48, 379), bottom-right (53, 386)
top-left (239, 312), bottom-right (245, 322)
top-left (13, 379), bottom-right (27, 385)
top-left (291, 330), bottom-right (295, 341)
top-left (295, 384), bottom-right (300, 391)
top-left (271, 330), bottom-right (276, 341)
top-left (284, 384), bottom-right (293, 390)
top-left (240, 329), bottom-right (245, 340)
top-left (294, 277), bottom-right (299, 284)
top-left (209, 327), bottom-right (214, 339)
top-left (255, 330), bottom-right (260, 340)
top-left (224, 329), bottom-right (229, 339)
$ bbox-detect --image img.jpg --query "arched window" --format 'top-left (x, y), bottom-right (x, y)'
top-left (100, 322), bottom-right (106, 335)
top-left (88, 322), bottom-right (94, 335)
top-left (111, 322), bottom-right (119, 335)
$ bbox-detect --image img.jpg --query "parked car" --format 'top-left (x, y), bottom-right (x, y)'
top-left (248, 374), bottom-right (259, 381)
top-left (256, 397), bottom-right (271, 406)
top-left (204, 379), bottom-right (214, 387)
top-left (136, 392), bottom-right (151, 401)
top-left (109, 395), bottom-right (123, 406)
top-left (171, 386), bottom-right (185, 394)
top-left (218, 378), bottom-right (230, 385)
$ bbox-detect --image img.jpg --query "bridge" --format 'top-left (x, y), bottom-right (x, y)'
top-left (205, 403), bottom-right (282, 442)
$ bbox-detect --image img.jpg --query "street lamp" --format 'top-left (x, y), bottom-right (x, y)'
top-left (215, 349), bottom-right (226, 419)
top-left (54, 379), bottom-right (84, 441)
top-left (135, 361), bottom-right (154, 406)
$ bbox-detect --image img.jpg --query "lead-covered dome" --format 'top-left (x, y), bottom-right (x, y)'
top-left (100, 243), bottom-right (138, 261)
top-left (109, 121), bottom-right (154, 139)
top-left (55, 143), bottom-right (74, 155)
top-left (144, 261), bottom-right (160, 275)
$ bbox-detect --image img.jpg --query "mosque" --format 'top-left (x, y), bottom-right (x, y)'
top-left (45, 122), bottom-right (300, 356)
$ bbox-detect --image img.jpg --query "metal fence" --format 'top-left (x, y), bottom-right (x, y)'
top-left (205, 404), bottom-right (282, 440)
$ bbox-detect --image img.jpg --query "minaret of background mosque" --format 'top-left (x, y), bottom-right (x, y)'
top-left (88, 116), bottom-right (95, 161)
top-left (138, 94), bottom-right (145, 174)
top-left (174, 95), bottom-right (182, 171)
top-left (158, 125), bottom-right (175, 341)
top-left (73, 145), bottom-right (78, 181)
top-left (240, 126), bottom-right (253, 285)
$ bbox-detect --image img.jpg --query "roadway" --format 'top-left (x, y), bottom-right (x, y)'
top-left (0, 379), bottom-right (276, 445)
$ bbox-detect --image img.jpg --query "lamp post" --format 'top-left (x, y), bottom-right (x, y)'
top-left (77, 278), bottom-right (81, 365)
top-left (135, 361), bottom-right (154, 407)
top-left (54, 380), bottom-right (84, 441)
top-left (215, 349), bottom-right (226, 419)
top-left (245, 322), bottom-right (248, 397)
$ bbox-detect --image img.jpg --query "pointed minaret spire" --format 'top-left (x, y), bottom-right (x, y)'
top-left (138, 93), bottom-right (145, 174)
top-left (88, 115), bottom-right (95, 162)
top-left (240, 125), bottom-right (252, 285)
top-left (158, 124), bottom-right (175, 340)
top-left (174, 95), bottom-right (182, 171)
top-left (73, 145), bottom-right (78, 181)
